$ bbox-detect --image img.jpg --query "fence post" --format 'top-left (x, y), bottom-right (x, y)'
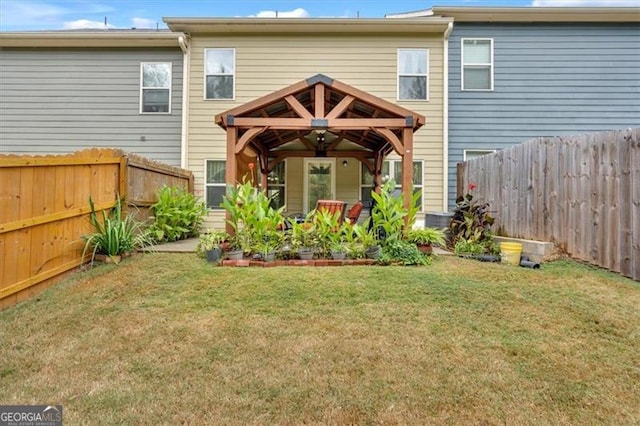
top-left (456, 162), bottom-right (465, 199)
top-left (119, 154), bottom-right (129, 215)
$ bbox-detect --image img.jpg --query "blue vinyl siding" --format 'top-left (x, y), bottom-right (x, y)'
top-left (447, 23), bottom-right (640, 209)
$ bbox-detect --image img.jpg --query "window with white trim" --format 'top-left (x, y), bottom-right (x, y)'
top-left (360, 160), bottom-right (423, 210)
top-left (463, 149), bottom-right (496, 161)
top-left (140, 62), bottom-right (171, 113)
top-left (461, 39), bottom-right (493, 91)
top-left (266, 161), bottom-right (286, 210)
top-left (205, 160), bottom-right (226, 209)
top-left (398, 49), bottom-right (428, 100)
top-left (205, 48), bottom-right (235, 100)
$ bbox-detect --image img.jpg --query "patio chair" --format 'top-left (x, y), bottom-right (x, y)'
top-left (345, 201), bottom-right (363, 225)
top-left (315, 199), bottom-right (347, 225)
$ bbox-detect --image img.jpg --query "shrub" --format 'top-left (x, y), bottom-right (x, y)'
top-left (379, 239), bottom-right (430, 266)
top-left (148, 186), bottom-right (207, 243)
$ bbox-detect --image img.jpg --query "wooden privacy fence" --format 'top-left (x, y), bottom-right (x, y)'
top-left (457, 128), bottom-right (639, 281)
top-left (0, 148), bottom-right (194, 308)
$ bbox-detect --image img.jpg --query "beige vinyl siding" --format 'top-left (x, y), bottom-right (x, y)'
top-left (186, 34), bottom-right (445, 228)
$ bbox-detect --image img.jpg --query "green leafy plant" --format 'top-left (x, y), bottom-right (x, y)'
top-left (148, 186), bottom-right (207, 243)
top-left (379, 239), bottom-right (430, 266)
top-left (314, 208), bottom-right (343, 258)
top-left (288, 212), bottom-right (318, 253)
top-left (82, 195), bottom-right (153, 265)
top-left (407, 227), bottom-right (446, 247)
top-left (195, 229), bottom-right (228, 258)
top-left (221, 178), bottom-right (285, 256)
top-left (453, 238), bottom-right (487, 257)
top-left (344, 223), bottom-right (367, 259)
top-left (370, 180), bottom-right (421, 244)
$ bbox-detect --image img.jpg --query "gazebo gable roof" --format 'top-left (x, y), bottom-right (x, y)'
top-left (215, 74), bottom-right (425, 129)
top-left (214, 74), bottom-right (425, 153)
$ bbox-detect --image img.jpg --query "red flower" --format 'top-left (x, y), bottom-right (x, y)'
top-left (248, 162), bottom-right (255, 170)
top-left (469, 182), bottom-right (477, 191)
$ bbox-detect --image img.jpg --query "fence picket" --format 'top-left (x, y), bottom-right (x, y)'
top-left (0, 149), bottom-right (194, 308)
top-left (457, 128), bottom-right (639, 281)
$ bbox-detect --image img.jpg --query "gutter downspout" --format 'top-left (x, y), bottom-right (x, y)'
top-left (442, 22), bottom-right (453, 211)
top-left (178, 35), bottom-right (190, 170)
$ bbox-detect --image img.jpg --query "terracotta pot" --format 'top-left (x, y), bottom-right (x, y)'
top-left (417, 244), bottom-right (433, 255)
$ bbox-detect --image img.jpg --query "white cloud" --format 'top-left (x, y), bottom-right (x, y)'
top-left (249, 8), bottom-right (310, 18)
top-left (532, 0), bottom-right (639, 6)
top-left (63, 19), bottom-right (116, 30)
top-left (131, 17), bottom-right (157, 29)
top-left (0, 1), bottom-right (67, 29)
top-left (0, 0), bottom-right (116, 30)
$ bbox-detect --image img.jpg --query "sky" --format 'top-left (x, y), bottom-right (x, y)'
top-left (0, 0), bottom-right (638, 31)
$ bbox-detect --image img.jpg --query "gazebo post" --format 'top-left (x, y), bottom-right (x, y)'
top-left (374, 152), bottom-right (384, 192)
top-left (225, 127), bottom-right (238, 235)
top-left (401, 127), bottom-right (414, 224)
top-left (259, 154), bottom-right (268, 193)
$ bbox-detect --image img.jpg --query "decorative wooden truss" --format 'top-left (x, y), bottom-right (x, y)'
top-left (214, 74), bottom-right (425, 211)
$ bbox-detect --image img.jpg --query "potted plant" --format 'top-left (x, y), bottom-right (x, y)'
top-left (407, 227), bottom-right (446, 255)
top-left (225, 234), bottom-right (245, 260)
top-left (290, 216), bottom-right (317, 260)
top-left (254, 230), bottom-right (283, 262)
top-left (196, 229), bottom-right (228, 263)
top-left (354, 220), bottom-right (380, 259)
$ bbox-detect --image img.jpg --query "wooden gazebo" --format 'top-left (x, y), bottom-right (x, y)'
top-left (214, 74), bottom-right (425, 211)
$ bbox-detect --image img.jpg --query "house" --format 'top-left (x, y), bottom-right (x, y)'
top-left (0, 30), bottom-right (186, 167)
top-left (163, 17), bottom-right (454, 228)
top-left (390, 7), bottom-right (640, 209)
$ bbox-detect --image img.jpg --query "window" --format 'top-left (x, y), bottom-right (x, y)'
top-left (463, 149), bottom-right (496, 161)
top-left (205, 48), bottom-right (235, 100)
top-left (462, 39), bottom-right (493, 91)
top-left (265, 161), bottom-right (286, 210)
top-left (360, 160), bottom-right (424, 210)
top-left (205, 160), bottom-right (226, 209)
top-left (140, 63), bottom-right (171, 113)
top-left (398, 49), bottom-right (428, 100)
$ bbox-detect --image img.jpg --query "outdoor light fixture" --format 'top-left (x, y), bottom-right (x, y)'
top-left (342, 160), bottom-right (348, 167)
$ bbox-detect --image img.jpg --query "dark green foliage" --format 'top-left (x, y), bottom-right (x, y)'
top-left (379, 239), bottom-right (430, 266)
top-left (148, 186), bottom-right (207, 243)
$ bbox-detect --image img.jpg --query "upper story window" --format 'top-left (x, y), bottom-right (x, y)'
top-left (140, 63), bottom-right (171, 113)
top-left (461, 39), bottom-right (493, 91)
top-left (205, 48), bottom-right (235, 100)
top-left (398, 49), bottom-right (429, 100)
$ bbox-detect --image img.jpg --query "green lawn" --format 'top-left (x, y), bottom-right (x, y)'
top-left (1, 254), bottom-right (639, 424)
